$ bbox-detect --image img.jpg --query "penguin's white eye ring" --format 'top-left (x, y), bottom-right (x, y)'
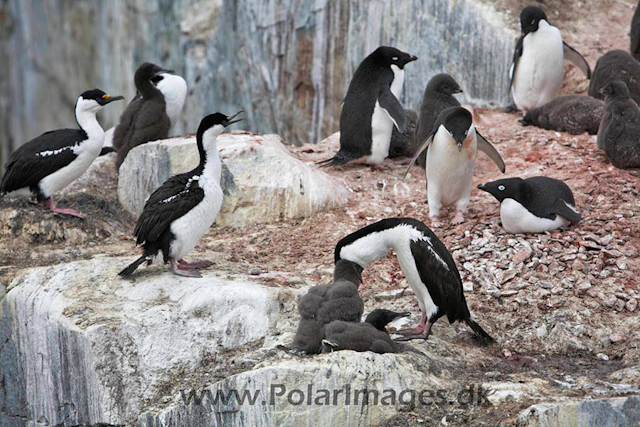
top-left (392, 56), bottom-right (398, 61)
top-left (530, 19), bottom-right (535, 25)
top-left (498, 185), bottom-right (505, 191)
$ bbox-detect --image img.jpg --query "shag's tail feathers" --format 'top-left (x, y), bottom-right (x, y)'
top-left (118, 255), bottom-right (148, 278)
top-left (466, 319), bottom-right (495, 345)
top-left (99, 147), bottom-right (116, 156)
top-left (316, 152), bottom-right (352, 168)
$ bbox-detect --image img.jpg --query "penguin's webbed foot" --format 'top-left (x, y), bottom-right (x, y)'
top-left (43, 197), bottom-right (85, 218)
top-left (171, 259), bottom-right (203, 278)
top-left (394, 322), bottom-right (433, 341)
top-left (178, 259), bottom-right (214, 269)
top-left (451, 212), bottom-right (465, 224)
top-left (369, 164), bottom-right (390, 172)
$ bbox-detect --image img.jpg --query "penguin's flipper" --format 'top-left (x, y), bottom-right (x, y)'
top-left (379, 89), bottom-right (407, 132)
top-left (553, 199), bottom-right (581, 223)
top-left (509, 35), bottom-right (525, 90)
top-left (477, 132), bottom-right (506, 173)
top-left (402, 134), bottom-right (433, 180)
top-left (563, 42), bottom-right (591, 79)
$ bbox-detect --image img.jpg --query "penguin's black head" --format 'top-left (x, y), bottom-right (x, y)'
top-left (477, 177), bottom-right (525, 203)
top-left (365, 309), bottom-right (411, 331)
top-left (374, 46), bottom-right (418, 69)
top-left (135, 62), bottom-right (174, 89)
top-left (427, 73), bottom-right (463, 96)
top-left (439, 107), bottom-right (473, 150)
top-left (333, 259), bottom-right (364, 286)
top-left (520, 6), bottom-right (548, 35)
top-left (76, 89), bottom-right (124, 114)
top-left (599, 80), bottom-right (630, 101)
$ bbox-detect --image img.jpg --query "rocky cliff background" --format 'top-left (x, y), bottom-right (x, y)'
top-left (0, 0), bottom-right (518, 168)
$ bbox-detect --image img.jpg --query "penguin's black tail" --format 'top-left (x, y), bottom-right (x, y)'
top-left (466, 319), bottom-right (495, 345)
top-left (99, 146), bottom-right (116, 156)
top-left (316, 151), bottom-right (351, 168)
top-left (118, 255), bottom-right (148, 278)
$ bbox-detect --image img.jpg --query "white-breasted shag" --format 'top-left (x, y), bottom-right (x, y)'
top-left (118, 111), bottom-right (243, 278)
top-left (335, 218), bottom-right (495, 344)
top-left (1, 89), bottom-right (123, 217)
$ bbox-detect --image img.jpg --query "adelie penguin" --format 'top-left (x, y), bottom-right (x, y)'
top-left (118, 111), bottom-right (243, 278)
top-left (321, 309), bottom-right (410, 354)
top-left (112, 62), bottom-right (187, 169)
top-left (335, 218), bottom-right (495, 344)
top-left (318, 46), bottom-right (417, 168)
top-left (403, 107), bottom-right (505, 225)
top-left (477, 176), bottom-right (581, 233)
top-left (510, 6), bottom-right (591, 113)
top-left (1, 89), bottom-right (123, 217)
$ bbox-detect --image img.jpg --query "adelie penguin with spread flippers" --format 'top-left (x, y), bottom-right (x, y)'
top-left (335, 218), bottom-right (495, 344)
top-left (478, 176), bottom-right (581, 233)
top-left (318, 46), bottom-right (417, 168)
top-left (404, 107), bottom-right (505, 225)
top-left (510, 6), bottom-right (591, 113)
top-left (119, 111), bottom-right (243, 278)
top-left (1, 89), bottom-right (123, 217)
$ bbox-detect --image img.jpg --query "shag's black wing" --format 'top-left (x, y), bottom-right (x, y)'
top-left (407, 220), bottom-right (469, 323)
top-left (509, 35), bottom-right (525, 90)
top-left (134, 168), bottom-right (205, 244)
top-left (1, 129), bottom-right (85, 194)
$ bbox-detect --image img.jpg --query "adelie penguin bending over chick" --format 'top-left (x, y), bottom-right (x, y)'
top-left (119, 111), bottom-right (243, 278)
top-left (318, 46), bottom-right (417, 168)
top-left (1, 89), bottom-right (123, 217)
top-left (403, 107), bottom-right (505, 225)
top-left (510, 6), bottom-right (591, 113)
top-left (321, 309), bottom-right (410, 354)
top-left (335, 218), bottom-right (495, 344)
top-left (292, 260), bottom-right (365, 354)
top-left (478, 176), bottom-right (581, 234)
top-left (112, 62), bottom-right (187, 170)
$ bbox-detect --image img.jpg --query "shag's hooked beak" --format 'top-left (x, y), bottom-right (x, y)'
top-left (99, 94), bottom-right (124, 105)
top-left (392, 311), bottom-right (411, 320)
top-left (224, 110), bottom-right (245, 126)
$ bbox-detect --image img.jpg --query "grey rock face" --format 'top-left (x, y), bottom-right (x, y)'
top-left (589, 50), bottom-right (640, 104)
top-left (0, 0), bottom-right (516, 168)
top-left (519, 95), bottom-right (605, 135)
top-left (516, 396), bottom-right (640, 427)
top-left (117, 132), bottom-right (349, 227)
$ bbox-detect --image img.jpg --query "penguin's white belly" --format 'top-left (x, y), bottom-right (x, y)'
top-left (500, 198), bottom-right (570, 233)
top-left (39, 143), bottom-right (101, 197)
top-left (426, 129), bottom-right (477, 207)
top-left (169, 182), bottom-right (223, 260)
top-left (512, 23), bottom-right (564, 111)
top-left (367, 101), bottom-right (394, 164)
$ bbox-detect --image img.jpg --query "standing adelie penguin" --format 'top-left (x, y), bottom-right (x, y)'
top-left (112, 62), bottom-right (187, 169)
top-left (118, 111), bottom-right (243, 278)
top-left (596, 80), bottom-right (640, 169)
top-left (1, 89), bottom-right (123, 217)
top-left (510, 6), bottom-right (591, 113)
top-left (335, 218), bottom-right (495, 343)
top-left (403, 107), bottom-right (506, 225)
top-left (318, 46), bottom-right (417, 167)
top-left (321, 309), bottom-right (410, 354)
top-left (292, 259), bottom-right (365, 354)
top-left (414, 74), bottom-right (463, 167)
top-left (478, 177), bottom-right (581, 233)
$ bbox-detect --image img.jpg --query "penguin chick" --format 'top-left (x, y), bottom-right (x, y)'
top-left (414, 74), bottom-right (463, 167)
top-left (596, 80), bottom-right (640, 169)
top-left (477, 176), bottom-right (581, 233)
top-left (318, 46), bottom-right (417, 167)
top-left (510, 6), bottom-right (591, 113)
top-left (403, 107), bottom-right (505, 225)
top-left (292, 260), bottom-right (365, 354)
top-left (321, 309), bottom-right (410, 354)
top-left (113, 62), bottom-right (186, 169)
top-left (519, 95), bottom-right (605, 135)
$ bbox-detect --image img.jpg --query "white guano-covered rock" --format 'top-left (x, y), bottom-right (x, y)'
top-left (138, 351), bottom-right (452, 427)
top-left (117, 132), bottom-right (349, 227)
top-left (0, 256), bottom-right (291, 426)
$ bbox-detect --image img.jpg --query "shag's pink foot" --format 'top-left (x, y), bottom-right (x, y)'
top-left (178, 259), bottom-right (214, 269)
top-left (394, 322), bottom-right (434, 341)
top-left (171, 259), bottom-right (202, 278)
top-left (42, 198), bottom-right (84, 218)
